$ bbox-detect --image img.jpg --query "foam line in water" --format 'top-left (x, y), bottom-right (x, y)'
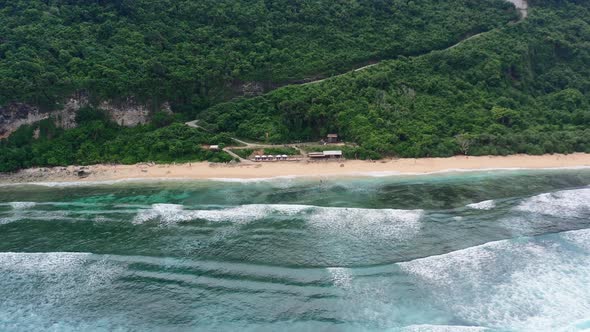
top-left (0, 177), bottom-right (190, 188)
top-left (398, 228), bottom-right (590, 331)
top-left (103, 253), bottom-right (331, 285)
top-left (402, 325), bottom-right (488, 332)
top-left (10, 202), bottom-right (36, 210)
top-left (208, 175), bottom-right (299, 183)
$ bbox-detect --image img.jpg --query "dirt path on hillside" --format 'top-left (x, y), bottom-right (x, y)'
top-left (187, 0), bottom-right (529, 149)
top-left (304, 0), bottom-right (528, 86)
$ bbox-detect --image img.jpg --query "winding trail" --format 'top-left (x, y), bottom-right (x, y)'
top-left (186, 120), bottom-right (318, 162)
top-left (303, 0), bottom-right (528, 86)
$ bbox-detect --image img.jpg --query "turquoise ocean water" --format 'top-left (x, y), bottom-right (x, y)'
top-left (1, 169), bottom-right (590, 331)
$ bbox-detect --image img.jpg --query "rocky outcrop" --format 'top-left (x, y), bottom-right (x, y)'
top-left (0, 96), bottom-right (170, 139)
top-left (0, 103), bottom-right (49, 139)
top-left (507, 0), bottom-right (528, 19)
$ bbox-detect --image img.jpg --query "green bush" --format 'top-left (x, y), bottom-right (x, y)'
top-left (263, 147), bottom-right (299, 156)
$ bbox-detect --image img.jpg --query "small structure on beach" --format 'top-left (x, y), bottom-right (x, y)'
top-left (308, 150), bottom-right (343, 159)
top-left (323, 150), bottom-right (343, 158)
top-left (254, 154), bottom-right (294, 162)
top-left (308, 152), bottom-right (325, 159)
top-left (326, 134), bottom-right (339, 143)
top-left (209, 145), bottom-right (220, 151)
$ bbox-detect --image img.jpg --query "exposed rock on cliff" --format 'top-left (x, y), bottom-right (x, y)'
top-left (0, 97), bottom-right (169, 139)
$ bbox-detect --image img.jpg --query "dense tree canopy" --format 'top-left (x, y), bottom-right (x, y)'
top-left (0, 111), bottom-right (234, 172)
top-left (0, 0), bottom-right (515, 112)
top-left (2, 0), bottom-right (590, 171)
top-left (202, 0), bottom-right (590, 158)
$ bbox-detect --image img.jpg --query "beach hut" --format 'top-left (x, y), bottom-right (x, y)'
top-left (323, 150), bottom-right (343, 159)
top-left (326, 134), bottom-right (338, 143)
top-left (261, 155), bottom-right (268, 161)
top-left (308, 151), bottom-right (343, 159)
top-left (255, 155), bottom-right (262, 161)
top-left (281, 154), bottom-right (288, 160)
top-left (308, 152), bottom-right (325, 159)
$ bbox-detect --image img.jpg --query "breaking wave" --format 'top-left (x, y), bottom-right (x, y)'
top-left (466, 200), bottom-right (496, 210)
top-left (133, 203), bottom-right (424, 239)
top-left (516, 187), bottom-right (590, 217)
top-left (398, 228), bottom-right (590, 331)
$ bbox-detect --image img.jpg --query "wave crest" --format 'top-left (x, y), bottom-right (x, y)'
top-left (399, 229), bottom-right (590, 331)
top-left (466, 200), bottom-right (496, 210)
top-left (516, 188), bottom-right (590, 217)
top-left (133, 204), bottom-right (423, 239)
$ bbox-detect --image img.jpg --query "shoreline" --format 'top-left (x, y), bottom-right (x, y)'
top-left (1, 153), bottom-right (590, 185)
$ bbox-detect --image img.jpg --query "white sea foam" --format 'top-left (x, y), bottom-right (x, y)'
top-left (208, 175), bottom-right (299, 183)
top-left (516, 187), bottom-right (590, 217)
top-left (133, 203), bottom-right (309, 225)
top-left (399, 229), bottom-right (590, 331)
top-left (0, 252), bottom-right (123, 292)
top-left (0, 252), bottom-right (124, 330)
top-left (0, 252), bottom-right (90, 273)
top-left (307, 207), bottom-right (423, 240)
top-left (561, 228), bottom-right (590, 252)
top-left (133, 204), bottom-right (423, 239)
top-left (0, 178), bottom-right (189, 188)
top-left (327, 267), bottom-right (352, 288)
top-left (466, 200), bottom-right (496, 210)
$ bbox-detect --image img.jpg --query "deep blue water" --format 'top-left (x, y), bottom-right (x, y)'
top-left (1, 169), bottom-right (590, 331)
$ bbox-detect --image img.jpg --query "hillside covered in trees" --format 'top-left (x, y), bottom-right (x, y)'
top-left (1, 0), bottom-right (589, 171)
top-left (0, 0), bottom-right (515, 112)
top-left (202, 0), bottom-right (590, 157)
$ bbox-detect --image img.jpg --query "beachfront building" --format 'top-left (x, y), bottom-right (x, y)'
top-left (326, 134), bottom-right (338, 143)
top-left (323, 150), bottom-right (343, 158)
top-left (308, 152), bottom-right (325, 159)
top-left (209, 145), bottom-right (220, 151)
top-left (308, 150), bottom-right (343, 159)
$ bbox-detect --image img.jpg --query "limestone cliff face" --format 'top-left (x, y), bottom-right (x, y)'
top-left (0, 96), bottom-right (170, 138)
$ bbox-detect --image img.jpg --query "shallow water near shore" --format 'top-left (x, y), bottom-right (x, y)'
top-left (1, 169), bottom-right (590, 331)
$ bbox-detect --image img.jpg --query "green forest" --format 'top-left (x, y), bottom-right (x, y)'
top-left (1, 0), bottom-right (590, 171)
top-left (0, 0), bottom-right (515, 111)
top-left (0, 110), bottom-right (234, 172)
top-left (203, 0), bottom-right (590, 157)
